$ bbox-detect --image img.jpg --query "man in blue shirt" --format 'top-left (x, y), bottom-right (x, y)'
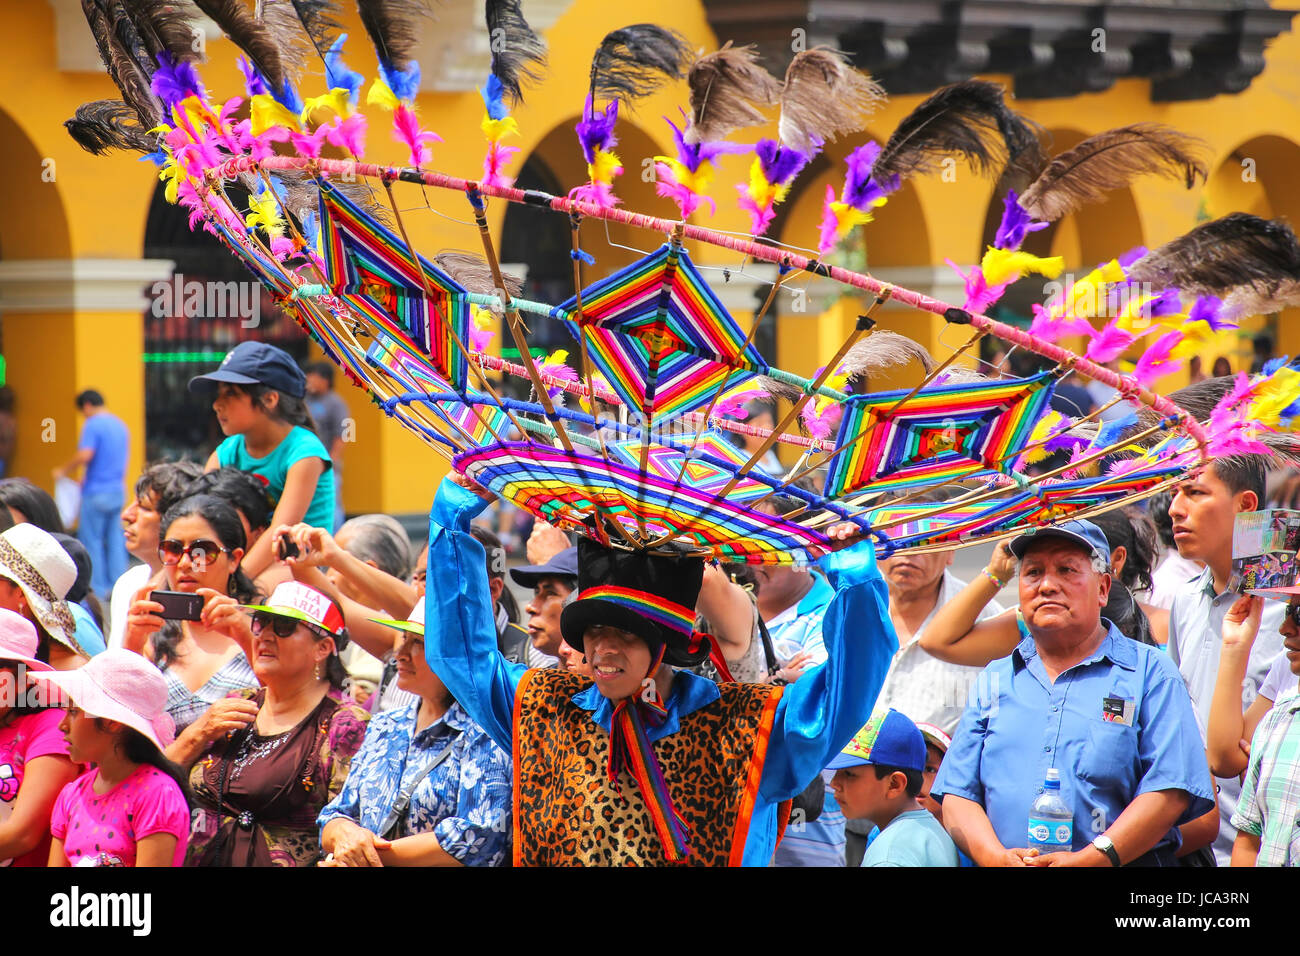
top-left (425, 473), bottom-right (897, 866)
top-left (54, 390), bottom-right (129, 600)
top-left (932, 519), bottom-right (1214, 866)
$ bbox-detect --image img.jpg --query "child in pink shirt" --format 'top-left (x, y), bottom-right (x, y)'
top-left (50, 763), bottom-right (189, 867)
top-left (33, 649), bottom-right (190, 867)
top-left (0, 608), bottom-right (79, 867)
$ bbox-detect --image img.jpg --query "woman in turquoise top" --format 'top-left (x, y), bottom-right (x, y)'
top-left (190, 342), bottom-right (336, 581)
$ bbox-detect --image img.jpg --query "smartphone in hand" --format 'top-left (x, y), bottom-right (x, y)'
top-left (150, 590), bottom-right (204, 622)
top-left (276, 535), bottom-right (300, 560)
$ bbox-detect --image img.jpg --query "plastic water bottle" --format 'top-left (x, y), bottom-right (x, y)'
top-left (1028, 768), bottom-right (1073, 852)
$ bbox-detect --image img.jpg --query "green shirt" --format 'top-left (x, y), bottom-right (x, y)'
top-left (216, 426), bottom-right (336, 531)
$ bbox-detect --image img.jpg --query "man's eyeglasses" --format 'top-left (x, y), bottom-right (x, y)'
top-left (250, 612), bottom-right (304, 638)
top-left (158, 538), bottom-right (230, 567)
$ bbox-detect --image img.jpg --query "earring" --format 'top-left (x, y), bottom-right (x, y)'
top-left (314, 662), bottom-right (321, 681)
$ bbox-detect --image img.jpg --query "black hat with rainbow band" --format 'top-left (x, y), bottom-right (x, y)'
top-left (560, 537), bottom-right (709, 668)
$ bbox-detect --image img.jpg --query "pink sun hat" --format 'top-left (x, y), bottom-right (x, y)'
top-left (29, 648), bottom-right (175, 749)
top-left (0, 607), bottom-right (51, 673)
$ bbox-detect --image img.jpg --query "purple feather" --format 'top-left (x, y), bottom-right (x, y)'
top-left (995, 191), bottom-right (1049, 251)
top-left (755, 138), bottom-right (812, 186)
top-left (842, 142), bottom-right (898, 209)
top-left (151, 52), bottom-right (204, 111)
top-left (1189, 294), bottom-right (1235, 331)
top-left (1118, 245), bottom-right (1149, 269)
top-left (238, 56), bottom-right (269, 97)
top-left (576, 95), bottom-right (619, 163)
top-left (1044, 429), bottom-right (1088, 454)
top-left (665, 114), bottom-right (739, 172)
top-left (1147, 287), bottom-right (1182, 317)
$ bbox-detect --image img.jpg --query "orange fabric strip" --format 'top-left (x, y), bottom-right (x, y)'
top-left (727, 684), bottom-right (785, 866)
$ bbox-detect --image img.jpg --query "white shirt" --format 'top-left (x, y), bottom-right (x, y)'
top-left (108, 563), bottom-right (151, 649)
top-left (874, 570), bottom-right (1006, 735)
top-left (1168, 567), bottom-right (1286, 865)
top-left (1147, 549), bottom-right (1204, 611)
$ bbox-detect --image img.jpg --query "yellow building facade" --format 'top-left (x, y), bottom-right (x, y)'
top-left (2, 0), bottom-right (1298, 513)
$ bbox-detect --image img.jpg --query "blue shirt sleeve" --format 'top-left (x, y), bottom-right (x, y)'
top-left (432, 730), bottom-right (513, 866)
top-left (77, 416), bottom-right (101, 455)
top-left (1132, 658), bottom-right (1216, 823)
top-left (423, 478), bottom-right (526, 755)
top-left (757, 539), bottom-right (898, 803)
top-left (930, 670), bottom-right (995, 806)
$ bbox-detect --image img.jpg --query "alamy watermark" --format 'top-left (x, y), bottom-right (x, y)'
top-left (151, 272), bottom-right (261, 328)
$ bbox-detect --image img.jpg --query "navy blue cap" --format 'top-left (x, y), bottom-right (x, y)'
top-left (1008, 518), bottom-right (1110, 567)
top-left (509, 545), bottom-right (579, 588)
top-left (827, 709), bottom-right (926, 774)
top-left (188, 342), bottom-right (307, 399)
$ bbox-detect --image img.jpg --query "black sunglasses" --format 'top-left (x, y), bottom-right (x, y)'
top-left (159, 538), bottom-right (231, 567)
top-left (250, 612), bottom-right (303, 638)
top-left (1287, 602), bottom-right (1300, 628)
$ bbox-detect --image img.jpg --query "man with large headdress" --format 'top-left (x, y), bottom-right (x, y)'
top-left (425, 475), bottom-right (897, 865)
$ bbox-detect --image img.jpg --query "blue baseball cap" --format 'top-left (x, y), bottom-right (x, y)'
top-left (509, 545), bottom-right (579, 588)
top-left (1008, 518), bottom-right (1110, 567)
top-left (188, 341), bottom-right (307, 399)
top-left (827, 709), bottom-right (926, 774)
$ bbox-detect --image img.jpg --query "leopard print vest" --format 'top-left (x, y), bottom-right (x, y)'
top-left (512, 669), bottom-right (787, 866)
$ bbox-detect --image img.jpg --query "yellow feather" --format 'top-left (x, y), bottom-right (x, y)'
top-left (250, 94), bottom-right (301, 135)
top-left (366, 78), bottom-right (399, 111)
top-left (980, 248), bottom-right (1064, 287)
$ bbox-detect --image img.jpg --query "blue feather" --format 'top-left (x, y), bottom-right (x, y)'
top-left (481, 73), bottom-right (509, 121)
top-left (325, 35), bottom-right (364, 103)
top-left (1093, 409), bottom-right (1138, 450)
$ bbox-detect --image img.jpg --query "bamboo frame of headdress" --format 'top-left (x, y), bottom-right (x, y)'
top-left (205, 155), bottom-right (1213, 559)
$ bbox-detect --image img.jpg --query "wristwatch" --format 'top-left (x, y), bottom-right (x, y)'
top-left (1091, 834), bottom-right (1121, 867)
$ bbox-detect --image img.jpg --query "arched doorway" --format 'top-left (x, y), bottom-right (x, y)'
top-left (140, 182), bottom-right (309, 461)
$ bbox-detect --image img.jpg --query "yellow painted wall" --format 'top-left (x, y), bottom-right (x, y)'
top-left (3, 0), bottom-right (1300, 511)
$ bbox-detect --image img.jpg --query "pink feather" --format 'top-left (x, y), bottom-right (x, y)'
top-left (715, 384), bottom-right (770, 419)
top-left (289, 124), bottom-right (330, 159)
top-left (569, 181), bottom-right (621, 208)
top-left (325, 114), bottom-right (368, 157)
top-left (483, 140), bottom-right (520, 189)
top-left (654, 162), bottom-right (715, 218)
top-left (392, 104), bottom-right (441, 167)
top-left (1029, 304), bottom-right (1094, 343)
top-left (1084, 320), bottom-right (1137, 363)
top-left (538, 353), bottom-right (578, 401)
top-left (1132, 330), bottom-right (1184, 387)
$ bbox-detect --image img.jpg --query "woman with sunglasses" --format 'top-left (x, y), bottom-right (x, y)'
top-left (122, 495), bottom-right (260, 734)
top-left (179, 581), bottom-right (368, 866)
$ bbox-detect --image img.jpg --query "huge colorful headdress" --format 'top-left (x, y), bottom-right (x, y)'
top-left (67, 0), bottom-right (1300, 573)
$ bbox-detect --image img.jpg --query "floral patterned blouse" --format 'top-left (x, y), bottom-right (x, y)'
top-left (186, 687), bottom-right (368, 867)
top-left (317, 700), bottom-right (512, 866)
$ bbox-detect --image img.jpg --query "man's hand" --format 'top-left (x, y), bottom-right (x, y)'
top-left (988, 541), bottom-right (1017, 585)
top-left (773, 649), bottom-right (814, 684)
top-left (526, 520), bottom-right (570, 565)
top-left (448, 470), bottom-right (496, 503)
top-left (326, 819), bottom-right (392, 867)
top-left (1221, 595), bottom-right (1263, 650)
top-left (1025, 848), bottom-right (1102, 867)
top-left (992, 847), bottom-right (1040, 866)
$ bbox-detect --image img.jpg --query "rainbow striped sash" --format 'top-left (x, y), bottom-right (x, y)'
top-left (607, 645), bottom-right (691, 862)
